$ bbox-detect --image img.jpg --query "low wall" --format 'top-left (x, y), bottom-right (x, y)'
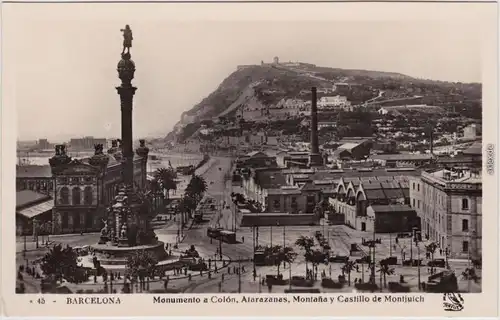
top-left (327, 213), bottom-right (345, 225)
top-left (241, 214), bottom-right (318, 227)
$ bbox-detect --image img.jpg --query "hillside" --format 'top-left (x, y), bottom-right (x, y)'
top-left (164, 63), bottom-right (481, 143)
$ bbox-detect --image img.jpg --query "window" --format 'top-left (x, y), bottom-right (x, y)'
top-left (85, 212), bottom-right (93, 228)
top-left (462, 219), bottom-right (469, 232)
top-left (60, 187), bottom-right (69, 205)
top-left (61, 212), bottom-right (68, 229)
top-left (462, 198), bottom-right (469, 210)
top-left (462, 241), bottom-right (469, 253)
top-left (72, 187), bottom-right (81, 205)
top-left (417, 200), bottom-right (421, 209)
top-left (273, 199), bottom-right (280, 209)
top-left (73, 212), bottom-right (81, 228)
top-left (84, 186), bottom-right (93, 205)
top-left (412, 199), bottom-right (415, 208)
top-left (417, 184), bottom-right (420, 192)
top-left (412, 182), bottom-right (415, 190)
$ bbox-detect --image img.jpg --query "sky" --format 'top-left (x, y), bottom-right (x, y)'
top-left (3, 4), bottom-right (484, 142)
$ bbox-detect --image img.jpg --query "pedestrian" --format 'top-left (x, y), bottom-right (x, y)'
top-left (242, 266), bottom-right (245, 272)
top-left (242, 236), bottom-right (244, 243)
top-left (200, 270), bottom-right (203, 276)
top-left (188, 274), bottom-right (192, 281)
top-left (395, 237), bottom-right (399, 244)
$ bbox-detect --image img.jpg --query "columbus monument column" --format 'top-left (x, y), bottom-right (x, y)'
top-left (90, 25), bottom-right (168, 267)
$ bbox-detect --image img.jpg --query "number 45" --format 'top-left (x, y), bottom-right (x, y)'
top-left (37, 298), bottom-right (45, 304)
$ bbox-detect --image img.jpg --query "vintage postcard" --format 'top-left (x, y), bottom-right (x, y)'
top-left (1, 1), bottom-right (498, 318)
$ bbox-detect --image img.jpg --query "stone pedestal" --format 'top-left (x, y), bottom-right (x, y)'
top-left (118, 238), bottom-right (129, 247)
top-left (98, 236), bottom-right (110, 244)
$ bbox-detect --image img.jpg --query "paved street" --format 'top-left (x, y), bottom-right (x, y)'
top-left (15, 155), bottom-right (481, 294)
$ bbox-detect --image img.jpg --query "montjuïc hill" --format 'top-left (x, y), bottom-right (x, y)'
top-left (164, 60), bottom-right (481, 144)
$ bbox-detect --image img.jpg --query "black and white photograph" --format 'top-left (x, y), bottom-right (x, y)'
top-left (1, 2), bottom-right (498, 318)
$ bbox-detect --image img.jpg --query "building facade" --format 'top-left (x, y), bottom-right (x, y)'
top-left (409, 168), bottom-right (482, 259)
top-left (42, 141), bottom-right (149, 234)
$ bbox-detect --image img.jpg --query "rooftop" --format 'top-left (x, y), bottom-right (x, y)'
top-left (16, 165), bottom-right (52, 178)
top-left (369, 204), bottom-right (416, 213)
top-left (16, 190), bottom-right (51, 209)
top-left (338, 143), bottom-right (360, 150)
top-left (370, 153), bottom-right (434, 161)
top-left (425, 168), bottom-right (482, 184)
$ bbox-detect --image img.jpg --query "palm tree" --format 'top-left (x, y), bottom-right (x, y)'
top-left (377, 261), bottom-right (395, 288)
top-left (295, 236), bottom-right (315, 274)
top-left (186, 175), bottom-right (207, 202)
top-left (155, 168), bottom-right (177, 199)
top-left (341, 261), bottom-right (356, 286)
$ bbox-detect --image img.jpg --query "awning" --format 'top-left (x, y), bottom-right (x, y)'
top-left (17, 199), bottom-right (53, 219)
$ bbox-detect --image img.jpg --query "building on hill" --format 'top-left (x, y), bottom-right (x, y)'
top-left (16, 190), bottom-right (53, 236)
top-left (331, 141), bottom-right (371, 161)
top-left (318, 95), bottom-right (351, 109)
top-left (369, 153), bottom-right (434, 168)
top-left (409, 167), bottom-right (481, 260)
top-left (236, 151), bottom-right (278, 169)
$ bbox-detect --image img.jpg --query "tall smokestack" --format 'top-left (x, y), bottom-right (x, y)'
top-left (308, 87), bottom-right (323, 167)
top-left (430, 130), bottom-right (434, 155)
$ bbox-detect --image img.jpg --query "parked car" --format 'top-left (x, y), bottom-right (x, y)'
top-left (290, 276), bottom-right (315, 287)
top-left (355, 256), bottom-right (371, 264)
top-left (329, 255), bottom-right (349, 263)
top-left (427, 258), bottom-right (446, 268)
top-left (321, 277), bottom-right (344, 289)
top-left (388, 281), bottom-right (410, 292)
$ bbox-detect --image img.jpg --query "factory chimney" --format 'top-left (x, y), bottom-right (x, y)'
top-left (308, 87), bottom-right (323, 167)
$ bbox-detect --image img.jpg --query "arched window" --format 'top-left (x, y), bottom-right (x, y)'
top-left (72, 187), bottom-right (81, 205)
top-left (60, 187), bottom-right (69, 205)
top-left (84, 186), bottom-right (93, 205)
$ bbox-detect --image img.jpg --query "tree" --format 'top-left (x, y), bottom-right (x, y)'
top-left (341, 261), bottom-right (356, 286)
top-left (295, 236), bottom-right (315, 275)
top-left (185, 175), bottom-right (207, 202)
top-left (40, 244), bottom-right (81, 284)
top-left (305, 249), bottom-right (326, 277)
top-left (231, 192), bottom-right (245, 205)
top-left (425, 242), bottom-right (438, 260)
top-left (126, 250), bottom-right (159, 281)
top-left (155, 168), bottom-right (177, 199)
top-left (267, 245), bottom-right (297, 276)
top-left (179, 195), bottom-right (197, 220)
top-left (377, 261), bottom-right (395, 288)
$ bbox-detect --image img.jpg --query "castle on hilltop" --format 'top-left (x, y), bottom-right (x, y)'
top-left (237, 56), bottom-right (316, 70)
